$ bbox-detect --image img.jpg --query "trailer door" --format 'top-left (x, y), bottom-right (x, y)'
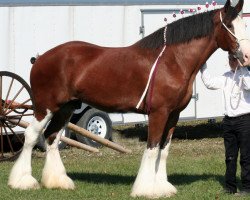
top-left (243, 13), bottom-right (250, 34)
top-left (140, 9), bottom-right (197, 120)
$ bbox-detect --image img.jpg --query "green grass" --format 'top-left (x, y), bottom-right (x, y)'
top-left (0, 121), bottom-right (249, 200)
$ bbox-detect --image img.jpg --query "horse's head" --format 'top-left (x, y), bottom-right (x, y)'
top-left (215, 0), bottom-right (250, 66)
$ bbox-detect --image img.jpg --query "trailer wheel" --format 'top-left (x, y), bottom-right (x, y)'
top-left (0, 71), bottom-right (34, 161)
top-left (75, 108), bottom-right (112, 148)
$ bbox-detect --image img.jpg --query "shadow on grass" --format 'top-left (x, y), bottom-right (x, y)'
top-left (69, 172), bottom-right (225, 187)
top-left (116, 120), bottom-right (223, 141)
top-left (68, 172), bottom-right (134, 185)
top-left (169, 173), bottom-right (224, 187)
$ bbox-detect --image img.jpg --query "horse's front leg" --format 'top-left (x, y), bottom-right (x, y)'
top-left (8, 110), bottom-right (52, 189)
top-left (41, 128), bottom-right (75, 189)
top-left (131, 110), bottom-right (178, 198)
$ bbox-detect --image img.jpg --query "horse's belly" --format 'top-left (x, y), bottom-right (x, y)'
top-left (74, 74), bottom-right (142, 112)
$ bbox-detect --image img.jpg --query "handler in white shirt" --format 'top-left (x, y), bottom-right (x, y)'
top-left (200, 54), bottom-right (250, 196)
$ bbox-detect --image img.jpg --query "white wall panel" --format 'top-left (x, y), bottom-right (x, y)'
top-left (73, 6), bottom-right (124, 47)
top-left (243, 3), bottom-right (250, 13)
top-left (0, 8), bottom-right (10, 71)
top-left (0, 2), bottom-right (249, 120)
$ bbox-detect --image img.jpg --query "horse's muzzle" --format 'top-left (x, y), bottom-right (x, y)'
top-left (233, 50), bottom-right (245, 66)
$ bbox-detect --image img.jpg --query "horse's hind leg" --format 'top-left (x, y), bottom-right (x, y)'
top-left (8, 110), bottom-right (52, 189)
top-left (131, 110), bottom-right (179, 198)
top-left (41, 101), bottom-right (76, 189)
top-left (41, 127), bottom-right (74, 189)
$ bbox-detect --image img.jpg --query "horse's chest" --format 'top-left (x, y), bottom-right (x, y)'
top-left (178, 82), bottom-right (193, 108)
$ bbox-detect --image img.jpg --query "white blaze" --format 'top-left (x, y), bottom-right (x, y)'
top-left (232, 15), bottom-right (250, 65)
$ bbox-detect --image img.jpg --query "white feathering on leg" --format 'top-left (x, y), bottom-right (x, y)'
top-left (131, 138), bottom-right (176, 198)
top-left (8, 110), bottom-right (52, 189)
top-left (41, 128), bottom-right (75, 189)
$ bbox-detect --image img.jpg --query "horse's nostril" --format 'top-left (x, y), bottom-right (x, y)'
top-left (244, 53), bottom-right (249, 61)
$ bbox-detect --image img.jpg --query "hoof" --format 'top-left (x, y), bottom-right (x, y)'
top-left (8, 175), bottom-right (40, 190)
top-left (42, 174), bottom-right (75, 190)
top-left (131, 181), bottom-right (177, 198)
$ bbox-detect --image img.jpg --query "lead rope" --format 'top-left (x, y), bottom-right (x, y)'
top-left (220, 11), bottom-right (246, 110)
top-left (229, 52), bottom-right (244, 110)
top-left (230, 65), bottom-right (243, 110)
top-left (136, 26), bottom-right (167, 109)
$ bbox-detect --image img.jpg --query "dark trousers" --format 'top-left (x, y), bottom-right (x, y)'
top-left (223, 114), bottom-right (250, 193)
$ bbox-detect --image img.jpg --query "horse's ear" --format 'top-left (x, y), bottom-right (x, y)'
top-left (234, 0), bottom-right (244, 14)
top-left (224, 0), bottom-right (231, 13)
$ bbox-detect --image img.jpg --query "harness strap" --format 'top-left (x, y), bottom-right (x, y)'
top-left (136, 25), bottom-right (167, 110)
top-left (136, 45), bottom-right (166, 109)
top-left (146, 52), bottom-right (162, 114)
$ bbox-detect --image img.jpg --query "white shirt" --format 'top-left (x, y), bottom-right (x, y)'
top-left (200, 64), bottom-right (250, 117)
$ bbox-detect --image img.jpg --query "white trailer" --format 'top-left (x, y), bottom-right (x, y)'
top-left (0, 0), bottom-right (249, 147)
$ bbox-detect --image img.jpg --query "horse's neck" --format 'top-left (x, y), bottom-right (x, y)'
top-left (179, 36), bottom-right (218, 74)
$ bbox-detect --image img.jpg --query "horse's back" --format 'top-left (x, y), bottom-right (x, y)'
top-left (29, 41), bottom-right (102, 110)
top-left (30, 41), bottom-right (147, 113)
top-left (30, 41), bottom-right (106, 86)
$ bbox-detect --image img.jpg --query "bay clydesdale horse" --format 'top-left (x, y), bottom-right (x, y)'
top-left (9, 0), bottom-right (250, 198)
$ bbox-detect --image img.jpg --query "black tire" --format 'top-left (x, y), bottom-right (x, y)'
top-left (75, 108), bottom-right (112, 148)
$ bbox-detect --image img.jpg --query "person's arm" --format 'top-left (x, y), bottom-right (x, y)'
top-left (200, 64), bottom-right (225, 90)
top-left (240, 67), bottom-right (250, 90)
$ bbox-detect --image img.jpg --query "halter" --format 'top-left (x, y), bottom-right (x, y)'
top-left (220, 12), bottom-right (250, 64)
top-left (220, 12), bottom-right (238, 39)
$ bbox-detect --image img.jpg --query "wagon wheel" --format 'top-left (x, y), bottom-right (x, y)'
top-left (0, 71), bottom-right (34, 162)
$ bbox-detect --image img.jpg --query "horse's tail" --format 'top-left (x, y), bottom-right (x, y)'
top-left (30, 54), bottom-right (40, 64)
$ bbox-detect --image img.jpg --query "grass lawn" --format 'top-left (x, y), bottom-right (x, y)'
top-left (0, 120), bottom-right (248, 200)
